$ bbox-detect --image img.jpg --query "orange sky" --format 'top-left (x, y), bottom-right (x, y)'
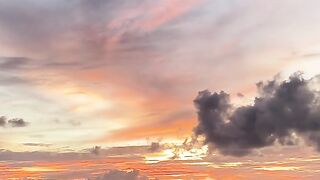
top-left (0, 0), bottom-right (320, 179)
top-left (1, 145), bottom-right (320, 179)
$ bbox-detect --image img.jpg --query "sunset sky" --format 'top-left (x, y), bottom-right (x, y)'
top-left (1, 0), bottom-right (320, 179)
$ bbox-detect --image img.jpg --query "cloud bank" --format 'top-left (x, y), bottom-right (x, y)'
top-left (194, 73), bottom-right (320, 156)
top-left (95, 169), bottom-right (148, 180)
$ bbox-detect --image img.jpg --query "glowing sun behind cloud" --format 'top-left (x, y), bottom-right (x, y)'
top-left (1, 0), bottom-right (320, 179)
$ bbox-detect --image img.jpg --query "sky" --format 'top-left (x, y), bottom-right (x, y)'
top-left (0, 0), bottom-right (320, 179)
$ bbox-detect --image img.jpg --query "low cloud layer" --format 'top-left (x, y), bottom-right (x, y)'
top-left (0, 116), bottom-right (29, 128)
top-left (22, 143), bottom-right (51, 147)
top-left (95, 169), bottom-right (148, 180)
top-left (194, 73), bottom-right (320, 156)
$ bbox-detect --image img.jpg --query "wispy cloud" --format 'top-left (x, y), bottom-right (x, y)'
top-left (22, 143), bottom-right (52, 147)
top-left (0, 0), bottom-right (320, 178)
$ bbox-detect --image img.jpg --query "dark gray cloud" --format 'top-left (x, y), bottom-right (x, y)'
top-left (8, 118), bottom-right (28, 127)
top-left (194, 72), bottom-right (320, 156)
top-left (0, 116), bottom-right (29, 128)
top-left (95, 169), bottom-right (148, 180)
top-left (1, 116), bottom-right (29, 127)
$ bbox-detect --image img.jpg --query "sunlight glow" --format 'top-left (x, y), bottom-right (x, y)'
top-left (176, 146), bottom-right (208, 161)
top-left (284, 58), bottom-right (320, 79)
top-left (144, 149), bottom-right (175, 163)
top-left (144, 146), bottom-right (208, 163)
top-left (21, 167), bottom-right (64, 172)
top-left (255, 166), bottom-right (300, 171)
top-left (67, 92), bottom-right (112, 113)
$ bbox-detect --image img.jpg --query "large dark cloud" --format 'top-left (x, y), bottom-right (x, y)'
top-left (194, 72), bottom-right (320, 156)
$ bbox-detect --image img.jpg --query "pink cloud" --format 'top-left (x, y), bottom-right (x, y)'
top-left (105, 0), bottom-right (205, 50)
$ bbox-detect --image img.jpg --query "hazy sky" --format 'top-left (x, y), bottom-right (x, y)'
top-left (1, 0), bottom-right (320, 179)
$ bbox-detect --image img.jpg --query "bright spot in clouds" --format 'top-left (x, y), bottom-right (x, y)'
top-left (1, 0), bottom-right (320, 179)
